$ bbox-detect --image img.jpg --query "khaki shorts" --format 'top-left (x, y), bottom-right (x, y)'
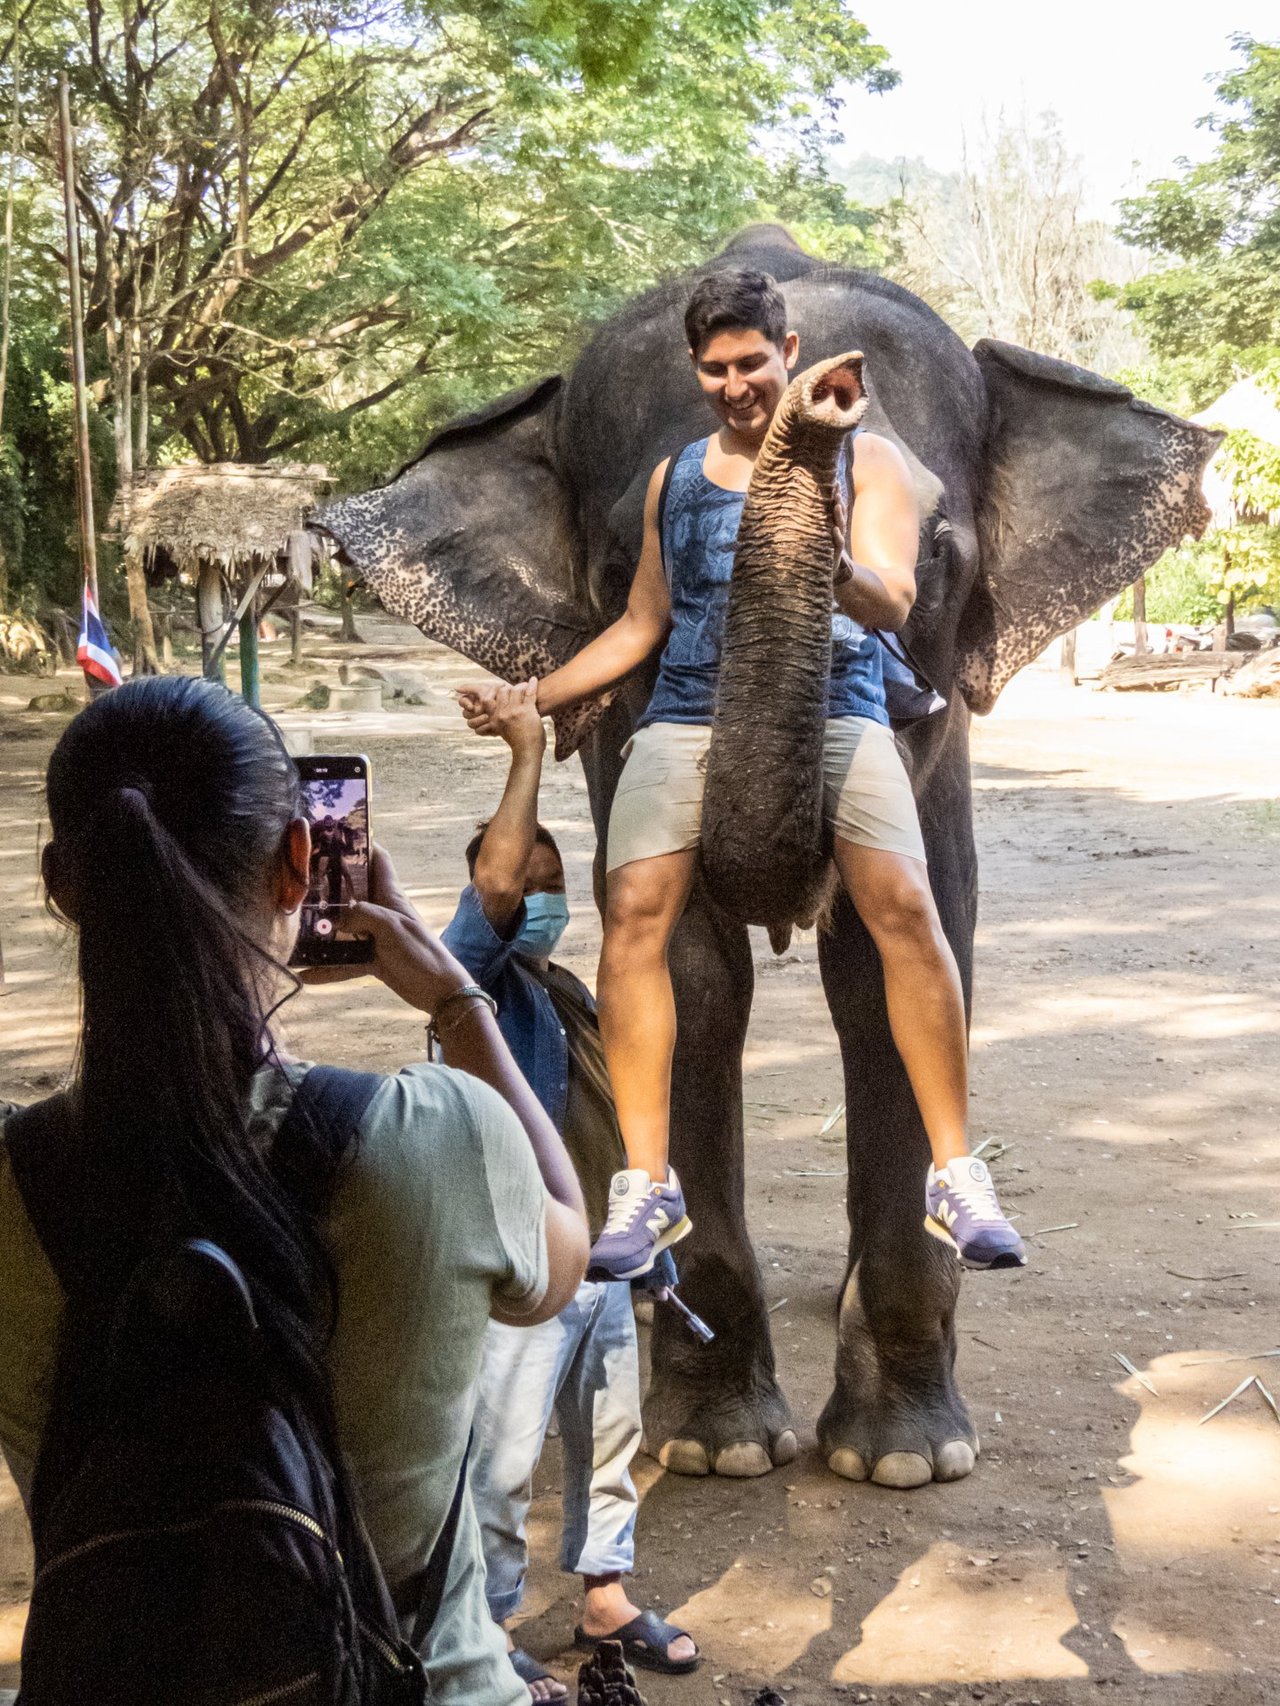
top-left (606, 717), bottom-right (926, 873)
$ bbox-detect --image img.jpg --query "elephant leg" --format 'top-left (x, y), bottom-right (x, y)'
top-left (641, 882), bottom-right (798, 1479)
top-left (816, 770), bottom-right (981, 1489)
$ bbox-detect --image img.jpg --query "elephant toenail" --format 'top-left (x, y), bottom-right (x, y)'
top-left (772, 1429), bottom-right (799, 1466)
top-left (713, 1442), bottom-right (773, 1477)
top-left (827, 1447), bottom-right (870, 1481)
top-left (870, 1451), bottom-right (933, 1488)
top-left (933, 1440), bottom-right (976, 1481)
top-left (659, 1438), bottom-right (711, 1476)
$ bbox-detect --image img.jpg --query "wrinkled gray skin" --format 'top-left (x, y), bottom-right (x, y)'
top-left (318, 227), bottom-right (1219, 1488)
top-left (701, 351), bottom-right (869, 939)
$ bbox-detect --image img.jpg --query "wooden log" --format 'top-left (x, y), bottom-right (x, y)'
top-left (1099, 652), bottom-right (1246, 692)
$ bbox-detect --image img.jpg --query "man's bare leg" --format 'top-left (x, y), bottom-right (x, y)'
top-left (831, 839), bottom-right (969, 1168)
top-left (596, 849), bottom-right (699, 1183)
top-left (833, 838), bottom-right (1025, 1268)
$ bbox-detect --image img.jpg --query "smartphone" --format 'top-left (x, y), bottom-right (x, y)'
top-left (292, 754), bottom-right (374, 966)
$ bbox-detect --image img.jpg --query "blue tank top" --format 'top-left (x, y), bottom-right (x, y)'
top-left (639, 436), bottom-right (888, 730)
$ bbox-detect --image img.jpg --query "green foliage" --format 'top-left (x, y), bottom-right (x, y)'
top-left (1116, 543), bottom-right (1238, 625)
top-left (1, 0), bottom-right (893, 606)
top-left (1120, 531), bottom-right (1280, 625)
top-left (1116, 37), bottom-right (1280, 413)
top-left (1220, 424), bottom-right (1280, 521)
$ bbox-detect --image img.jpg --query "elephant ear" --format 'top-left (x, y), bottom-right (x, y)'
top-left (956, 340), bottom-right (1222, 713)
top-left (316, 376), bottom-right (612, 759)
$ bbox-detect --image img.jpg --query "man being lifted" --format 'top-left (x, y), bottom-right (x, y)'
top-left (461, 269), bottom-right (1024, 1281)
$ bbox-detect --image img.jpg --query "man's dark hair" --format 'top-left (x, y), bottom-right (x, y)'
top-left (466, 818), bottom-right (562, 877)
top-left (684, 269), bottom-right (788, 357)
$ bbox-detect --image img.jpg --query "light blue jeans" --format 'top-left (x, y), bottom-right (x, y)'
top-left (470, 1279), bottom-right (641, 1623)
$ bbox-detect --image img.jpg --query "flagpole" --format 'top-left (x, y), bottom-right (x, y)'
top-left (56, 72), bottom-right (98, 605)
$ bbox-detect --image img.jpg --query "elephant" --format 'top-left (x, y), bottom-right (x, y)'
top-left (316, 225), bottom-right (1219, 1488)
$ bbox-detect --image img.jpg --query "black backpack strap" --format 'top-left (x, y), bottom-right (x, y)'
top-left (279, 1064), bottom-right (385, 1162)
top-left (873, 625), bottom-right (945, 700)
top-left (656, 451), bottom-right (679, 579)
top-left (397, 1434), bottom-right (472, 1651)
top-left (4, 1098), bottom-right (86, 1294)
top-left (5, 1068), bottom-right (386, 1286)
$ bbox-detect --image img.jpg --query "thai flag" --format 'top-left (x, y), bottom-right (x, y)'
top-left (76, 583), bottom-right (123, 687)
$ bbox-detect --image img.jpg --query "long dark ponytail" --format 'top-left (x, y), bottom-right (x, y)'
top-left (43, 677), bottom-right (341, 1470)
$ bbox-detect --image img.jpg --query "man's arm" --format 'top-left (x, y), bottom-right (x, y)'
top-left (469, 680), bottom-right (545, 933)
top-left (834, 432), bottom-right (921, 633)
top-left (459, 460), bottom-right (673, 726)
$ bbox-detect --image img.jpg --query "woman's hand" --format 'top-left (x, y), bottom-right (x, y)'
top-left (296, 844), bottom-right (471, 1016)
top-left (455, 679), bottom-right (544, 751)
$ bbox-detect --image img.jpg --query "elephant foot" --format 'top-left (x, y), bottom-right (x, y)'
top-left (825, 1435), bottom-right (978, 1489)
top-left (818, 1294), bottom-right (978, 1488)
top-left (644, 1373), bottom-right (797, 1479)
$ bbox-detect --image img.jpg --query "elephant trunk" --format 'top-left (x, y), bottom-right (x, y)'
top-left (700, 353), bottom-right (868, 932)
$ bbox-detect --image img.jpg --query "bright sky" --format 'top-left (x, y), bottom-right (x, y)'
top-left (835, 2), bottom-right (1277, 216)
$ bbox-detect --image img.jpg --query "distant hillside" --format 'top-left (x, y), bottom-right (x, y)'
top-left (834, 153), bottom-right (960, 210)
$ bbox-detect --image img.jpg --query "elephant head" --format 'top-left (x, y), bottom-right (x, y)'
top-left (316, 235), bottom-right (1220, 754)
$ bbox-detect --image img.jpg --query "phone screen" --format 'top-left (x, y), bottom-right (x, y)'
top-left (293, 754), bottom-right (373, 966)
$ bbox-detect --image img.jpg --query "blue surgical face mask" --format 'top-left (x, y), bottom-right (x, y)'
top-left (515, 890), bottom-right (569, 958)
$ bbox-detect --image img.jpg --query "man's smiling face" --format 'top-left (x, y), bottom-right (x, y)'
top-left (692, 325), bottom-right (799, 443)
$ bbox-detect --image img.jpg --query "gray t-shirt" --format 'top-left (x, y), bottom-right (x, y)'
top-left (0, 1059), bottom-right (548, 1706)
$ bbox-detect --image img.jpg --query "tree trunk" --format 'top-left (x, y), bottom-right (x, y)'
top-left (126, 556), bottom-right (161, 673)
top-left (1060, 624), bottom-right (1078, 682)
top-left (339, 579), bottom-right (363, 643)
top-left (1132, 573), bottom-right (1148, 655)
top-left (0, 4), bottom-right (18, 446)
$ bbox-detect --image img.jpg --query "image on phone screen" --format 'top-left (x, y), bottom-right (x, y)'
top-left (293, 755), bottom-right (373, 965)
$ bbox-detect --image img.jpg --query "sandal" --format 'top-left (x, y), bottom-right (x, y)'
top-left (509, 1648), bottom-right (568, 1701)
top-left (574, 1609), bottom-right (700, 1675)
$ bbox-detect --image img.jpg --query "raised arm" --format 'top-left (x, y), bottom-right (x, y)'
top-left (834, 432), bottom-right (921, 633)
top-left (459, 460), bottom-right (672, 727)
top-left (467, 681), bottom-right (546, 933)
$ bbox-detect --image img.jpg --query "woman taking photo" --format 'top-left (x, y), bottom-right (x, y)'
top-left (0, 675), bottom-right (589, 1704)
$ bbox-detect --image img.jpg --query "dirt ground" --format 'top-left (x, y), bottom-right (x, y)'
top-left (2, 620), bottom-right (1278, 1705)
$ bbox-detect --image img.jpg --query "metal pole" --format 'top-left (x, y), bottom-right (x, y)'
top-left (56, 73), bottom-right (98, 602)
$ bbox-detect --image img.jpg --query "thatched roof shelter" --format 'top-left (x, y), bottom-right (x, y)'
top-left (1193, 378), bottom-right (1280, 530)
top-left (115, 462), bottom-right (335, 583)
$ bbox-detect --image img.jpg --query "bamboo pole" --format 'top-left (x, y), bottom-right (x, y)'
top-left (56, 73), bottom-right (98, 603)
top-left (0, 0), bottom-right (19, 439)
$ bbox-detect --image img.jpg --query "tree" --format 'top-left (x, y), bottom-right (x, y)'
top-left (1114, 40), bottom-right (1280, 620)
top-left (3, 0), bottom-right (894, 479)
top-left (1115, 36), bottom-right (1280, 416)
top-left (880, 114), bottom-right (1147, 372)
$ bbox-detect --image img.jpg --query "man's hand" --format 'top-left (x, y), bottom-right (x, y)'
top-left (456, 678), bottom-right (545, 753)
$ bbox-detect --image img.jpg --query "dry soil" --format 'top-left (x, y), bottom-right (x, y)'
top-left (1, 622), bottom-right (1277, 1705)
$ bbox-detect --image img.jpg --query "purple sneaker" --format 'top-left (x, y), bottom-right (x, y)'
top-left (925, 1157), bottom-right (1027, 1270)
top-left (587, 1168), bottom-right (691, 1281)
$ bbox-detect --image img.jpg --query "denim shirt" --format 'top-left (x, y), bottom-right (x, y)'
top-left (441, 883), bottom-right (570, 1132)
